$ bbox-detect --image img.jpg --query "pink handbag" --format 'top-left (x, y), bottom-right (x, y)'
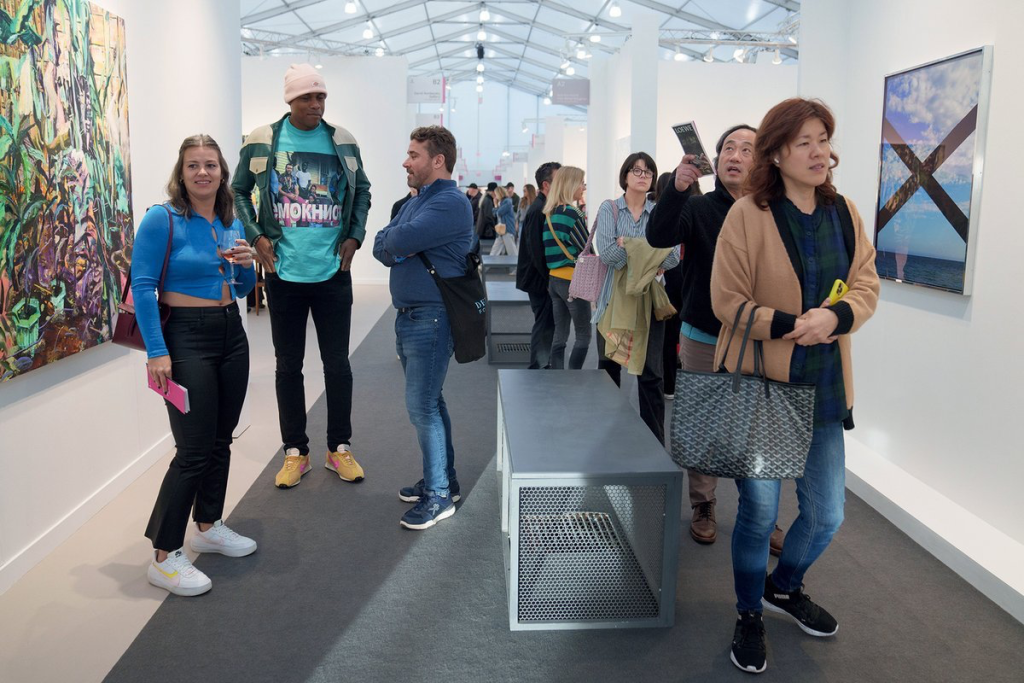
top-left (568, 200), bottom-right (618, 302)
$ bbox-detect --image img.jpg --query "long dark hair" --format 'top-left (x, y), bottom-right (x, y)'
top-left (744, 98), bottom-right (839, 210)
top-left (166, 134), bottom-right (235, 225)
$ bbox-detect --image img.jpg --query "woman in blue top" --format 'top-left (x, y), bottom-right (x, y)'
top-left (132, 135), bottom-right (257, 597)
top-left (489, 186), bottom-right (519, 256)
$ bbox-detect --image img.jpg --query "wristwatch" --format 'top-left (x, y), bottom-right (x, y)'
top-left (252, 234), bottom-right (266, 248)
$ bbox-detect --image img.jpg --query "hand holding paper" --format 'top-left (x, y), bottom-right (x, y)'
top-left (147, 372), bottom-right (190, 414)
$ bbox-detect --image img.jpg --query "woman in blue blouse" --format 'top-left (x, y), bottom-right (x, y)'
top-left (133, 135), bottom-right (257, 596)
top-left (489, 186), bottom-right (519, 256)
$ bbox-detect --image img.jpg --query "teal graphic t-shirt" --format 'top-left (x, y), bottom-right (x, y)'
top-left (270, 119), bottom-right (345, 282)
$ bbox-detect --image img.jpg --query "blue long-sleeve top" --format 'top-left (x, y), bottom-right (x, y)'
top-left (130, 204), bottom-right (256, 358)
top-left (496, 197), bottom-right (517, 236)
top-left (372, 179), bottom-right (473, 309)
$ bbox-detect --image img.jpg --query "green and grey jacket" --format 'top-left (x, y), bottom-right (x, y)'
top-left (232, 114), bottom-right (372, 246)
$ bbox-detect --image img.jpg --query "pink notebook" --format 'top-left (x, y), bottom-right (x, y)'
top-left (147, 374), bottom-right (191, 414)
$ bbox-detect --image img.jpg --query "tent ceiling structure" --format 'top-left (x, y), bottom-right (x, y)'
top-left (241, 0), bottom-right (800, 100)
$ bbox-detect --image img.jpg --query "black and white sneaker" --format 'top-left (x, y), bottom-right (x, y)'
top-left (730, 610), bottom-right (767, 674)
top-left (762, 574), bottom-right (839, 637)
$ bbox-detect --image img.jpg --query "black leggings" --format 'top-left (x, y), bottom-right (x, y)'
top-left (145, 303), bottom-right (249, 551)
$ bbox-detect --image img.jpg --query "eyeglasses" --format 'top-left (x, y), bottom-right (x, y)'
top-left (631, 167), bottom-right (654, 178)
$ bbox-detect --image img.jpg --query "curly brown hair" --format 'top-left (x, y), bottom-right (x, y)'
top-left (745, 98), bottom-right (839, 210)
top-left (166, 134), bottom-right (234, 225)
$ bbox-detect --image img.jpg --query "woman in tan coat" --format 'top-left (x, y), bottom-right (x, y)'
top-left (710, 98), bottom-right (879, 674)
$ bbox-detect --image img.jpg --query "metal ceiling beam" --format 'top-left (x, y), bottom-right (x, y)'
top-left (624, 0), bottom-right (732, 31)
top-left (290, 0), bottom-right (426, 40)
top-left (241, 0), bottom-right (329, 25)
top-left (390, 28), bottom-right (474, 56)
top-left (408, 45), bottom-right (467, 69)
top-left (365, 6), bottom-right (474, 44)
top-left (483, 6), bottom-right (617, 55)
top-left (762, 0), bottom-right (802, 11)
top-left (488, 44), bottom-right (576, 80)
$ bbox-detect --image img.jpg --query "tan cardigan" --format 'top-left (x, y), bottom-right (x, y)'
top-left (709, 194), bottom-right (879, 412)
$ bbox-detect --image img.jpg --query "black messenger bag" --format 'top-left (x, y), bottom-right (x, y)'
top-left (418, 252), bottom-right (487, 363)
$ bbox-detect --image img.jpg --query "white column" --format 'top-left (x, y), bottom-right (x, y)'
top-left (587, 54), bottom-right (615, 210)
top-left (629, 10), bottom-right (660, 154)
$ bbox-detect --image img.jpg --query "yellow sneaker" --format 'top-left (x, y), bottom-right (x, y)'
top-left (325, 445), bottom-right (364, 482)
top-left (275, 449), bottom-right (311, 489)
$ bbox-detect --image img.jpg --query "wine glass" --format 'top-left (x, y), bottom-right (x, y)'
top-left (219, 228), bottom-right (241, 285)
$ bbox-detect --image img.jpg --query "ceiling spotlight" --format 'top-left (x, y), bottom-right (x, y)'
top-left (609, 3), bottom-right (622, 18)
top-left (451, 105), bottom-right (456, 112)
top-left (375, 47), bottom-right (384, 57)
top-left (502, 150), bottom-right (510, 157)
top-left (710, 31), bottom-right (719, 40)
top-left (477, 28), bottom-right (487, 41)
top-left (476, 84), bottom-right (484, 92)
top-left (476, 63), bottom-right (485, 72)
top-left (362, 24), bottom-right (373, 40)
top-left (476, 75), bottom-right (484, 84)
top-left (314, 62), bottom-right (323, 69)
top-left (464, 49), bottom-right (472, 58)
top-left (560, 60), bottom-right (570, 70)
top-left (578, 125), bottom-right (585, 132)
top-left (522, 126), bottom-right (528, 133)
top-left (480, 7), bottom-right (490, 22)
top-left (788, 35), bottom-right (797, 44)
top-left (344, 1), bottom-right (357, 14)
top-left (566, 66), bottom-right (575, 76)
top-left (673, 47), bottom-right (685, 62)
top-left (445, 83), bottom-right (451, 90)
top-left (589, 34), bottom-right (601, 43)
top-left (703, 48), bottom-right (714, 63)
top-left (733, 47), bottom-right (745, 62)
top-left (772, 49), bottom-right (782, 65)
top-left (576, 47), bottom-right (587, 59)
top-left (543, 96), bottom-right (552, 105)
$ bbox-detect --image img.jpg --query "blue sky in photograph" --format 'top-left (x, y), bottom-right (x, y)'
top-left (877, 51), bottom-right (982, 262)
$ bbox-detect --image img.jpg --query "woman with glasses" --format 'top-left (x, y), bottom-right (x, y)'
top-left (592, 153), bottom-right (679, 442)
top-left (542, 166), bottom-right (591, 369)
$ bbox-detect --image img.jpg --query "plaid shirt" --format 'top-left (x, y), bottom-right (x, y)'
top-left (783, 200), bottom-right (850, 425)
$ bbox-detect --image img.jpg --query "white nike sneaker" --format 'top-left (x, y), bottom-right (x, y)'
top-left (147, 549), bottom-right (212, 597)
top-left (189, 520), bottom-right (257, 557)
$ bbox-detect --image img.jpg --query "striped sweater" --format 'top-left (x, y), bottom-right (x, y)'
top-left (542, 204), bottom-right (588, 278)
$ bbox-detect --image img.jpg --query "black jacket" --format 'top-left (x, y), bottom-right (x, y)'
top-left (515, 193), bottom-right (549, 294)
top-left (475, 194), bottom-right (495, 238)
top-left (468, 192), bottom-right (481, 224)
top-left (646, 177), bottom-right (736, 338)
top-left (390, 192), bottom-right (413, 221)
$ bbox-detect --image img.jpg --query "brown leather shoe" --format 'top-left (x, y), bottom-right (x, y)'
top-left (690, 502), bottom-right (717, 544)
top-left (769, 525), bottom-right (785, 557)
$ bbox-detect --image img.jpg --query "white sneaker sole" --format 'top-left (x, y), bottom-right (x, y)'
top-left (325, 462), bottom-right (364, 482)
top-left (762, 599), bottom-right (839, 637)
top-left (190, 537), bottom-right (257, 558)
top-left (730, 650), bottom-right (766, 674)
top-left (399, 504), bottom-right (456, 530)
top-left (398, 492), bottom-right (461, 503)
top-left (148, 573), bottom-right (212, 597)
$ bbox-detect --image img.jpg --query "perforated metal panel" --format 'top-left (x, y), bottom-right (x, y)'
top-left (516, 485), bottom-right (666, 623)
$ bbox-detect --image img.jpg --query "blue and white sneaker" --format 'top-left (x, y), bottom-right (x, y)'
top-left (399, 478), bottom-right (461, 503)
top-left (400, 492), bottom-right (456, 530)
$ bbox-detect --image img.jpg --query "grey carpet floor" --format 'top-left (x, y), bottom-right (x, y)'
top-left (106, 308), bottom-right (1024, 683)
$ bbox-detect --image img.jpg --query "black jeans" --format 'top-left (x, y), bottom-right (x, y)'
top-left (527, 287), bottom-right (554, 369)
top-left (265, 268), bottom-right (353, 454)
top-left (548, 277), bottom-right (592, 370)
top-left (596, 314), bottom-right (666, 444)
top-left (146, 303), bottom-right (249, 551)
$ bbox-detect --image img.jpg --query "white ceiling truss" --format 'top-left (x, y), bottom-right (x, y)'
top-left (240, 1), bottom-right (801, 100)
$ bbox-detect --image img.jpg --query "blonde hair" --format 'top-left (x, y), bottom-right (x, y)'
top-left (543, 166), bottom-right (584, 215)
top-left (493, 186), bottom-right (506, 201)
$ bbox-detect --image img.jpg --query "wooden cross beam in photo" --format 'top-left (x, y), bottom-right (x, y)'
top-left (877, 103), bottom-right (978, 242)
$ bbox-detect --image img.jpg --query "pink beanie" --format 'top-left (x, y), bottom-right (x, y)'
top-left (283, 63), bottom-right (327, 104)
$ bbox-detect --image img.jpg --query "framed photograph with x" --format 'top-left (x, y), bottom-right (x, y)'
top-left (873, 46), bottom-right (994, 295)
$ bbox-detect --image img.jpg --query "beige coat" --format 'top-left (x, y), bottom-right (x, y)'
top-left (709, 194), bottom-right (879, 411)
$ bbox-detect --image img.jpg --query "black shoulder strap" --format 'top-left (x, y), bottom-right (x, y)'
top-left (417, 252), bottom-right (441, 282)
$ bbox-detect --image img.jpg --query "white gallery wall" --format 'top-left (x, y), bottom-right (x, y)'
top-left (0, 0), bottom-right (241, 594)
top-left (656, 61), bottom-right (797, 192)
top-left (240, 56), bottom-right (408, 285)
top-left (589, 41), bottom-right (797, 211)
top-left (801, 0), bottom-right (1024, 621)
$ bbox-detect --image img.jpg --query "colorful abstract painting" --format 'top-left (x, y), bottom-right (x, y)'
top-left (874, 48), bottom-right (991, 294)
top-left (0, 0), bottom-right (133, 382)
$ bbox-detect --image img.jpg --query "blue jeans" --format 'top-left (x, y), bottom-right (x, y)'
top-left (395, 306), bottom-right (456, 497)
top-left (732, 421), bottom-right (846, 612)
